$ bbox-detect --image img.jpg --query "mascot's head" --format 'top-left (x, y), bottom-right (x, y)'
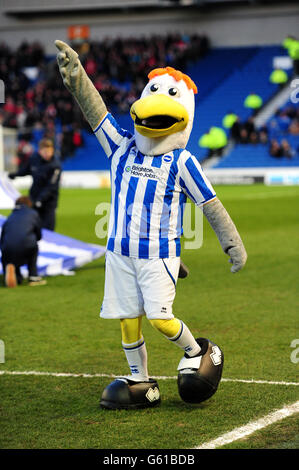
top-left (130, 66), bottom-right (197, 156)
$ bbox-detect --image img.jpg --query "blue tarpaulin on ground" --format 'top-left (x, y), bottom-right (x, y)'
top-left (0, 215), bottom-right (106, 277)
top-left (0, 174), bottom-right (106, 277)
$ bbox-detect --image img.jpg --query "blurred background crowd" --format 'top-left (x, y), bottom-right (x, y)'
top-left (0, 33), bottom-right (209, 165)
top-left (0, 30), bottom-right (298, 170)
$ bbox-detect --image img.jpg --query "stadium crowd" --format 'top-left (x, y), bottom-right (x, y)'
top-left (0, 33), bottom-right (209, 163)
top-left (226, 103), bottom-right (299, 160)
top-left (267, 104), bottom-right (299, 159)
top-left (230, 116), bottom-right (269, 146)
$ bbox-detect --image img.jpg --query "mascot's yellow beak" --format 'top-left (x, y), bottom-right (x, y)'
top-left (130, 94), bottom-right (189, 138)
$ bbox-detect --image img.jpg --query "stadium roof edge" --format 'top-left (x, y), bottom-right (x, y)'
top-left (4, 0), bottom-right (299, 16)
top-left (1, 0), bottom-right (183, 15)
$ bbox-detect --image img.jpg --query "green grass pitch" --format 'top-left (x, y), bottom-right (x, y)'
top-left (0, 184), bottom-right (298, 449)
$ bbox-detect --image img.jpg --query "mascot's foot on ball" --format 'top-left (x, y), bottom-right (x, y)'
top-left (177, 338), bottom-right (224, 404)
top-left (100, 377), bottom-right (161, 410)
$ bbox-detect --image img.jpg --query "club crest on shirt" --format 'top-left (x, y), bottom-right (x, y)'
top-left (163, 155), bottom-right (173, 163)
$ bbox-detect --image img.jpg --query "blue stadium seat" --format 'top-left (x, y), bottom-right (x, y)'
top-left (215, 143), bottom-right (299, 168)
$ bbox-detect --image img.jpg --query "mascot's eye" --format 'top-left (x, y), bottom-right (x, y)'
top-left (150, 84), bottom-right (160, 92)
top-left (168, 87), bottom-right (178, 96)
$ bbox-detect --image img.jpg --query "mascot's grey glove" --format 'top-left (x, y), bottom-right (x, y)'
top-left (203, 198), bottom-right (247, 273)
top-left (55, 40), bottom-right (107, 130)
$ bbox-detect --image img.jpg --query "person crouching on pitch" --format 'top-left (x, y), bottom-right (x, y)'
top-left (0, 196), bottom-right (46, 287)
top-left (55, 40), bottom-right (247, 409)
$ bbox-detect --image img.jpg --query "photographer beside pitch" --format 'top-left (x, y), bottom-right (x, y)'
top-left (8, 138), bottom-right (61, 231)
top-left (55, 40), bottom-right (247, 409)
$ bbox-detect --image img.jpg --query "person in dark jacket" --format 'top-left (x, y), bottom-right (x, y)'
top-left (8, 138), bottom-right (61, 231)
top-left (0, 196), bottom-right (46, 287)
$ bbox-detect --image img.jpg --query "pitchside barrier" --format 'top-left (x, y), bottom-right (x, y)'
top-left (8, 168), bottom-right (299, 190)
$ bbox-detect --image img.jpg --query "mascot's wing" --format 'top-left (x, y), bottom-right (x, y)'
top-left (55, 40), bottom-right (107, 130)
top-left (203, 198), bottom-right (247, 273)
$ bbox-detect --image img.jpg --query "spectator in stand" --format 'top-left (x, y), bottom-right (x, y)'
top-left (276, 109), bottom-right (292, 133)
top-left (259, 125), bottom-right (269, 144)
top-left (269, 139), bottom-right (283, 158)
top-left (244, 117), bottom-right (259, 144)
top-left (268, 138), bottom-right (296, 159)
top-left (16, 139), bottom-right (34, 170)
top-left (281, 139), bottom-right (296, 159)
top-left (289, 118), bottom-right (299, 136)
top-left (249, 129), bottom-right (259, 144)
top-left (72, 123), bottom-right (84, 150)
top-left (230, 116), bottom-right (242, 143)
top-left (60, 124), bottom-right (75, 159)
top-left (230, 115), bottom-right (267, 145)
top-left (239, 127), bottom-right (250, 144)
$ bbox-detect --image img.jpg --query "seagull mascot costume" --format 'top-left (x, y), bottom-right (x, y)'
top-left (55, 40), bottom-right (247, 409)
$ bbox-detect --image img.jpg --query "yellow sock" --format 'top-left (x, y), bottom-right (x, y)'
top-left (150, 318), bottom-right (201, 357)
top-left (120, 318), bottom-right (148, 380)
top-left (149, 318), bottom-right (182, 340)
top-left (120, 317), bottom-right (143, 347)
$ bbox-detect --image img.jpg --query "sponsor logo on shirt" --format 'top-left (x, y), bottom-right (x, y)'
top-left (125, 164), bottom-right (166, 182)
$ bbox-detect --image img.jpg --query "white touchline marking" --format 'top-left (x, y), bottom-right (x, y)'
top-left (195, 400), bottom-right (299, 449)
top-left (221, 377), bottom-right (299, 386)
top-left (0, 370), bottom-right (115, 379)
top-left (0, 370), bottom-right (298, 386)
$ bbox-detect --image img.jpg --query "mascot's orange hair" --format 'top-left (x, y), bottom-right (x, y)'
top-left (148, 66), bottom-right (198, 94)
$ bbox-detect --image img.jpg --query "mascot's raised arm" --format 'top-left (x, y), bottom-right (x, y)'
top-left (55, 40), bottom-right (247, 409)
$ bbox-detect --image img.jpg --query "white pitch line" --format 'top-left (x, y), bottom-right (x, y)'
top-left (221, 377), bottom-right (299, 387)
top-left (195, 400), bottom-right (299, 449)
top-left (0, 370), bottom-right (298, 386)
top-left (0, 370), bottom-right (115, 379)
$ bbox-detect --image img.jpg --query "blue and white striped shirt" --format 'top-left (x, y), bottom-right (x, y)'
top-left (94, 113), bottom-right (216, 259)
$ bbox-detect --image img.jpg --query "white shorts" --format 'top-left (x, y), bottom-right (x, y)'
top-left (100, 250), bottom-right (180, 320)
